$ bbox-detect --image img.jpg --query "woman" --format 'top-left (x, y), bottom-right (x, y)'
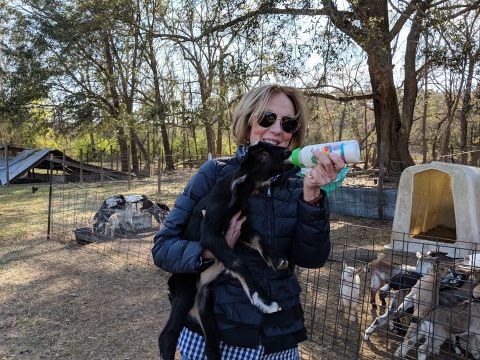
top-left (152, 84), bottom-right (345, 359)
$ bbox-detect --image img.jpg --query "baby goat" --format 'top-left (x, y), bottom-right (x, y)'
top-left (339, 261), bottom-right (362, 323)
top-left (104, 201), bottom-right (135, 238)
top-left (159, 142), bottom-right (292, 360)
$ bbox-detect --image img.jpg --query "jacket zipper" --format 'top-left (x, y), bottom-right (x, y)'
top-left (265, 184), bottom-right (273, 298)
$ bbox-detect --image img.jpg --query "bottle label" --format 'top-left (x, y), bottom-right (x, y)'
top-left (315, 143), bottom-right (345, 162)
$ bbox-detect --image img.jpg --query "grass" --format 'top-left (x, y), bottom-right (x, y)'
top-left (0, 184), bottom-right (50, 243)
top-left (0, 169), bottom-right (196, 245)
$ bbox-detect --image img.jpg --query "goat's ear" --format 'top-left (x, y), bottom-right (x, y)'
top-left (230, 174), bottom-right (247, 192)
top-left (416, 251), bottom-right (422, 259)
top-left (355, 265), bottom-right (364, 273)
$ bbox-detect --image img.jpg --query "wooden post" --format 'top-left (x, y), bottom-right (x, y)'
top-left (127, 144), bottom-right (131, 190)
top-left (377, 142), bottom-right (385, 220)
top-left (47, 153), bottom-right (54, 240)
top-left (62, 150), bottom-right (66, 183)
top-left (110, 145), bottom-right (114, 170)
top-left (157, 155), bottom-right (161, 195)
top-left (3, 143), bottom-right (9, 186)
top-left (79, 149), bottom-right (84, 185)
top-left (100, 150), bottom-right (104, 186)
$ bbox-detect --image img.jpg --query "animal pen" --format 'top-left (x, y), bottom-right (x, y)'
top-left (45, 153), bottom-right (480, 360)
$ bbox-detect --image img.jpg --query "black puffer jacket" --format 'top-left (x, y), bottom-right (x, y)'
top-left (152, 148), bottom-right (331, 353)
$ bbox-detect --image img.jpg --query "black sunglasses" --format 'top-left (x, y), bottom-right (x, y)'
top-left (257, 111), bottom-right (300, 134)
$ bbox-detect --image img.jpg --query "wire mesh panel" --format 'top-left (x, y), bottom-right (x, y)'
top-left (49, 169), bottom-right (196, 266)
top-left (299, 219), bottom-right (480, 360)
top-left (45, 168), bottom-right (480, 359)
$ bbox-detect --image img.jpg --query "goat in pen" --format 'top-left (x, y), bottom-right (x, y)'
top-left (158, 142), bottom-right (293, 360)
top-left (338, 261), bottom-right (362, 323)
top-left (364, 251), bottom-right (459, 340)
top-left (394, 265), bottom-right (480, 359)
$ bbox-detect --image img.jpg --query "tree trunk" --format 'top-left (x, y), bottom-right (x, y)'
top-left (131, 129), bottom-right (151, 174)
top-left (324, 0), bottom-right (415, 174)
top-left (146, 33), bottom-right (174, 171)
top-left (117, 126), bottom-right (128, 172)
top-left (367, 48), bottom-right (411, 174)
top-left (205, 123), bottom-right (215, 155)
top-left (459, 55), bottom-right (475, 164)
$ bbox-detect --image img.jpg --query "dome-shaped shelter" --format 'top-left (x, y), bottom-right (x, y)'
top-left (388, 162), bottom-right (480, 257)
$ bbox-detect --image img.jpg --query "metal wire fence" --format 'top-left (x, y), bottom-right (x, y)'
top-left (3, 149), bottom-right (480, 359)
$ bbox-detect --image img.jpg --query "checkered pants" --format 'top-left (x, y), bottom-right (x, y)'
top-left (178, 327), bottom-right (300, 360)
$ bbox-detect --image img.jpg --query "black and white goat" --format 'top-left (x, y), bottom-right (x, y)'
top-left (93, 195), bottom-right (127, 233)
top-left (104, 201), bottom-right (135, 238)
top-left (158, 142), bottom-right (292, 360)
top-left (364, 250), bottom-right (460, 341)
top-left (140, 197), bottom-right (170, 225)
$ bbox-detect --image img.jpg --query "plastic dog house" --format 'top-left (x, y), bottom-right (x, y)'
top-left (388, 162), bottom-right (480, 257)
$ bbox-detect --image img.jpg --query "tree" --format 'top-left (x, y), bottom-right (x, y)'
top-left (200, 0), bottom-right (480, 173)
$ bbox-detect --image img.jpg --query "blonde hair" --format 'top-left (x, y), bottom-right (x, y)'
top-left (232, 84), bottom-right (308, 149)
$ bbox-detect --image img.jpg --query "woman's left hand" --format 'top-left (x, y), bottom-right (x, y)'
top-left (303, 150), bottom-right (345, 202)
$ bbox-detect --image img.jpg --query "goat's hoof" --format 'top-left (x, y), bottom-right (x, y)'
top-left (266, 301), bottom-right (282, 313)
top-left (251, 293), bottom-right (281, 313)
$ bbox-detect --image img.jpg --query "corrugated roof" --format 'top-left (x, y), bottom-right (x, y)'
top-left (0, 148), bottom-right (54, 185)
top-left (0, 147), bottom-right (130, 184)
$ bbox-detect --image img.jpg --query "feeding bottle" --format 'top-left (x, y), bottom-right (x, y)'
top-left (288, 140), bottom-right (360, 167)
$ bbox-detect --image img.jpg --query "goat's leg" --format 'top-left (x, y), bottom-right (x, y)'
top-left (159, 274), bottom-right (197, 360)
top-left (204, 233), bottom-right (280, 313)
top-left (469, 334), bottom-right (480, 360)
top-left (370, 289), bottom-right (378, 318)
top-left (364, 296), bottom-right (399, 340)
top-left (378, 283), bottom-right (391, 316)
top-left (395, 321), bottom-right (421, 358)
top-left (417, 321), bottom-right (446, 360)
top-left (240, 226), bottom-right (288, 270)
top-left (197, 286), bottom-right (221, 360)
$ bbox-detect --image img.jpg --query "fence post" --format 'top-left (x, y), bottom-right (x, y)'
top-left (79, 149), bottom-right (84, 185)
top-left (127, 144), bottom-right (131, 190)
top-left (157, 156), bottom-right (161, 195)
top-left (377, 142), bottom-right (385, 220)
top-left (110, 145), bottom-right (114, 170)
top-left (62, 150), bottom-right (66, 183)
top-left (3, 143), bottom-right (9, 186)
top-left (47, 153), bottom-right (54, 240)
top-left (100, 150), bottom-right (104, 186)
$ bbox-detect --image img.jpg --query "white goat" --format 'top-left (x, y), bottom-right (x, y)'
top-left (395, 268), bottom-right (480, 359)
top-left (417, 301), bottom-right (480, 360)
top-left (339, 261), bottom-right (362, 323)
top-left (104, 202), bottom-right (135, 238)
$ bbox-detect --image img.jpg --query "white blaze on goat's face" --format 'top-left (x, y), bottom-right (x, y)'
top-left (415, 252), bottom-right (435, 275)
top-left (342, 262), bottom-right (356, 283)
top-left (464, 253), bottom-right (480, 268)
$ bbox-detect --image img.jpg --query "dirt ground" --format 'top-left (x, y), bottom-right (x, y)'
top-left (0, 222), bottom-right (397, 360)
top-left (0, 237), bottom-right (171, 360)
top-left (2, 172), bottom-right (455, 360)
